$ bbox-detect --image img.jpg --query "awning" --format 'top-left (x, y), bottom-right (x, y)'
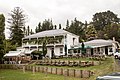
top-left (4, 51), bottom-right (25, 57)
top-left (24, 50), bottom-right (35, 54)
top-left (69, 45), bottom-right (93, 50)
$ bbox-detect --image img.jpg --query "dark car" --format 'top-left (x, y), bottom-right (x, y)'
top-left (96, 72), bottom-right (120, 80)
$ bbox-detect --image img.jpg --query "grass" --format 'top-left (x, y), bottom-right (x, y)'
top-left (88, 56), bottom-right (120, 80)
top-left (0, 56), bottom-right (119, 80)
top-left (36, 56), bottom-right (119, 80)
top-left (0, 69), bottom-right (82, 80)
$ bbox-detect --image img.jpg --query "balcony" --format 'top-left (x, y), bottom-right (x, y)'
top-left (22, 35), bottom-right (65, 47)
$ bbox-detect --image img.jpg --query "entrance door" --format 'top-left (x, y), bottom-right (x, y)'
top-left (105, 46), bottom-right (108, 55)
top-left (91, 48), bottom-right (93, 55)
top-left (51, 48), bottom-right (54, 58)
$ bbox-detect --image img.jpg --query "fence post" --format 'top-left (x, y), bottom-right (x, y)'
top-left (80, 70), bottom-right (83, 78)
top-left (64, 70), bottom-right (67, 80)
top-left (61, 68), bottom-right (63, 75)
top-left (88, 70), bottom-right (91, 77)
top-left (33, 66), bottom-right (35, 74)
top-left (45, 67), bottom-right (48, 77)
top-left (73, 69), bottom-right (75, 77)
top-left (23, 65), bottom-right (25, 73)
top-left (56, 68), bottom-right (57, 74)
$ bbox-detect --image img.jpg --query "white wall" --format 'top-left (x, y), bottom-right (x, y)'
top-left (66, 34), bottom-right (79, 48)
top-left (54, 47), bottom-right (64, 56)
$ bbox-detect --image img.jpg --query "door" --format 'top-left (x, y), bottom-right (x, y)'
top-left (91, 48), bottom-right (93, 55)
top-left (105, 46), bottom-right (108, 55)
top-left (51, 48), bottom-right (54, 58)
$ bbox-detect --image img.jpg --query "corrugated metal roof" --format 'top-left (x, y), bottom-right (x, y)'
top-left (23, 29), bottom-right (79, 39)
top-left (74, 39), bottom-right (113, 48)
top-left (4, 51), bottom-right (25, 57)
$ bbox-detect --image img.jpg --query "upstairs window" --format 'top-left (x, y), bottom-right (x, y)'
top-left (60, 48), bottom-right (63, 54)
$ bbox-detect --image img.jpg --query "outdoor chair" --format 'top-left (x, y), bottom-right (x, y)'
top-left (84, 61), bottom-right (91, 67)
top-left (44, 60), bottom-right (49, 65)
top-left (47, 60), bottom-right (52, 65)
top-left (68, 61), bottom-right (74, 67)
top-left (40, 60), bottom-right (44, 65)
top-left (56, 60), bottom-right (62, 66)
top-left (73, 61), bottom-right (78, 66)
top-left (68, 54), bottom-right (72, 58)
top-left (80, 61), bottom-right (86, 67)
top-left (61, 61), bottom-right (67, 66)
top-left (50, 60), bottom-right (56, 66)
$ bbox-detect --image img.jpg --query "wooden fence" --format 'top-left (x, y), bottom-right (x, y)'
top-left (0, 64), bottom-right (93, 78)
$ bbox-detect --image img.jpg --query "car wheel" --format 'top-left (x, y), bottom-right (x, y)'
top-left (115, 55), bottom-right (118, 59)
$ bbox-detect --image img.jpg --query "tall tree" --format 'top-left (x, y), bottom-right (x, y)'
top-left (8, 7), bottom-right (26, 46)
top-left (85, 25), bottom-right (97, 40)
top-left (30, 29), bottom-right (34, 35)
top-left (66, 19), bottom-right (69, 30)
top-left (0, 14), bottom-right (5, 63)
top-left (59, 24), bottom-right (62, 29)
top-left (27, 25), bottom-right (30, 36)
top-left (42, 19), bottom-right (53, 31)
top-left (38, 22), bottom-right (42, 32)
top-left (104, 23), bottom-right (120, 41)
top-left (35, 26), bottom-right (38, 33)
top-left (54, 25), bottom-right (57, 29)
top-left (23, 26), bottom-right (26, 37)
top-left (36, 19), bottom-right (54, 33)
top-left (66, 18), bottom-right (85, 42)
top-left (92, 10), bottom-right (120, 31)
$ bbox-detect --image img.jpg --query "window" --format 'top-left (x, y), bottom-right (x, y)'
top-left (68, 50), bottom-right (72, 54)
top-left (74, 49), bottom-right (77, 53)
top-left (78, 50), bottom-right (80, 53)
top-left (73, 38), bottom-right (76, 45)
top-left (109, 48), bottom-right (113, 52)
top-left (60, 48), bottom-right (63, 54)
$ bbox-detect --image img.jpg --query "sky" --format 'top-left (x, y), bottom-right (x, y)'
top-left (0, 0), bottom-right (120, 38)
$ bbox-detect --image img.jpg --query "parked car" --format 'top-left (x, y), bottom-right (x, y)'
top-left (96, 72), bottom-right (120, 80)
top-left (114, 52), bottom-right (120, 59)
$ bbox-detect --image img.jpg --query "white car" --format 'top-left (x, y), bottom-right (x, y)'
top-left (96, 72), bottom-right (120, 80)
top-left (114, 52), bottom-right (120, 59)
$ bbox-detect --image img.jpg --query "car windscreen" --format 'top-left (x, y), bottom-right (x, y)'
top-left (107, 73), bottom-right (120, 76)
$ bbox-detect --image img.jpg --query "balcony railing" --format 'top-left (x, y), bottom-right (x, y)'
top-left (22, 36), bottom-right (65, 46)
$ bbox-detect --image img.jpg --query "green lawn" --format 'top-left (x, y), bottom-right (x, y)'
top-left (0, 69), bottom-right (84, 80)
top-left (36, 56), bottom-right (119, 80)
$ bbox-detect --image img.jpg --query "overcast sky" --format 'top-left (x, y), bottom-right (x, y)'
top-left (0, 0), bottom-right (120, 38)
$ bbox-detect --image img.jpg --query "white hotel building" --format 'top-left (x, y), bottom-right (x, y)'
top-left (22, 29), bottom-right (79, 58)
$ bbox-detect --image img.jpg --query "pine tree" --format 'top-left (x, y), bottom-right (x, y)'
top-left (35, 26), bottom-right (38, 33)
top-left (0, 14), bottom-right (5, 62)
top-left (23, 26), bottom-right (26, 37)
top-left (54, 25), bottom-right (57, 29)
top-left (30, 29), bottom-right (34, 35)
top-left (27, 26), bottom-right (30, 36)
top-left (67, 18), bottom-right (85, 42)
top-left (59, 24), bottom-right (62, 29)
top-left (66, 19), bottom-right (69, 30)
top-left (8, 7), bottom-right (26, 46)
top-left (36, 19), bottom-right (54, 32)
top-left (38, 22), bottom-right (42, 32)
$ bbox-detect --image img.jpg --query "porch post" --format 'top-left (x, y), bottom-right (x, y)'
top-left (37, 37), bottom-right (38, 51)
